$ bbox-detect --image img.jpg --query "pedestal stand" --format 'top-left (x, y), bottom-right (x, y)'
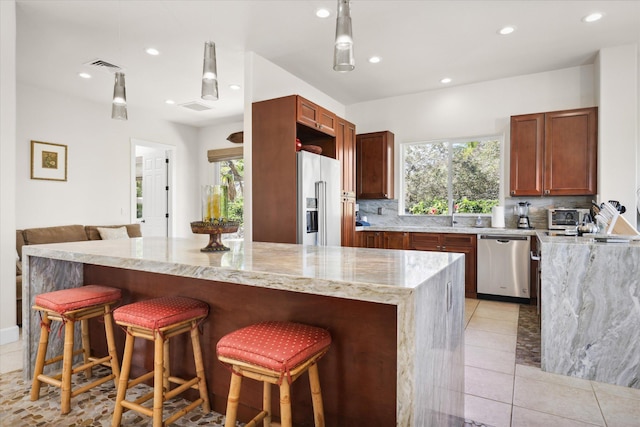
top-left (190, 221), bottom-right (240, 252)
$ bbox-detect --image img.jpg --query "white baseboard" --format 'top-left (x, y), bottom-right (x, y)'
top-left (0, 325), bottom-right (20, 346)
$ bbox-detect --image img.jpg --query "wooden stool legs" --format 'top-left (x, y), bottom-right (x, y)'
top-left (30, 302), bottom-right (120, 415)
top-left (111, 319), bottom-right (210, 427)
top-left (222, 359), bottom-right (326, 427)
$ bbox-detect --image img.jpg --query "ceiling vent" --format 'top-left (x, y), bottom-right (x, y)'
top-left (83, 58), bottom-right (123, 74)
top-left (179, 101), bottom-right (213, 112)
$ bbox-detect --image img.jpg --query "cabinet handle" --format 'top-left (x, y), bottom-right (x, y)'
top-left (436, 245), bottom-right (441, 250)
top-left (442, 246), bottom-right (446, 250)
top-left (510, 190), bottom-right (515, 195)
top-left (544, 190), bottom-right (550, 195)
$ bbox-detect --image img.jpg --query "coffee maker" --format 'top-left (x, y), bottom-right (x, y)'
top-left (516, 201), bottom-right (532, 229)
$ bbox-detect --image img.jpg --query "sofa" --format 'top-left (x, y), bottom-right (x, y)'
top-left (15, 223), bottom-right (142, 326)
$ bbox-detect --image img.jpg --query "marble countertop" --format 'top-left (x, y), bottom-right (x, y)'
top-left (22, 237), bottom-right (464, 304)
top-left (357, 225), bottom-right (538, 236)
top-left (536, 230), bottom-right (640, 246)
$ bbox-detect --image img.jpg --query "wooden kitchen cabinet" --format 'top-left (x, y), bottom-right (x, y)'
top-left (297, 96), bottom-right (336, 136)
top-left (337, 118), bottom-right (357, 246)
top-left (410, 232), bottom-right (477, 298)
top-left (341, 195), bottom-right (356, 247)
top-left (383, 232), bottom-right (409, 250)
top-left (252, 95), bottom-right (347, 244)
top-left (358, 231), bottom-right (383, 248)
top-left (510, 107), bottom-right (597, 196)
top-left (356, 131), bottom-right (395, 199)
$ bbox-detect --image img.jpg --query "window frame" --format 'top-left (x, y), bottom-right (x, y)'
top-left (399, 134), bottom-right (505, 216)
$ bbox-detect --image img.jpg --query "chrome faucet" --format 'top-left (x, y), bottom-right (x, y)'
top-left (451, 208), bottom-right (457, 227)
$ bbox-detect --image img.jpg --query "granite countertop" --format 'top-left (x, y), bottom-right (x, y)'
top-left (22, 237), bottom-right (464, 304)
top-left (358, 225), bottom-right (538, 236)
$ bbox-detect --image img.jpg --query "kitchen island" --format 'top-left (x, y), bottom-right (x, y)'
top-left (537, 232), bottom-right (640, 389)
top-left (22, 237), bottom-right (465, 426)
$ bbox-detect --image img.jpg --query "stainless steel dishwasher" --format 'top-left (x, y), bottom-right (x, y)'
top-left (477, 235), bottom-right (530, 301)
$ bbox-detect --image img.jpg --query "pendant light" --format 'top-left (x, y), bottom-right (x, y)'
top-left (111, 1), bottom-right (128, 120)
top-left (201, 41), bottom-right (219, 100)
top-left (333, 0), bottom-right (354, 72)
top-left (111, 71), bottom-right (128, 120)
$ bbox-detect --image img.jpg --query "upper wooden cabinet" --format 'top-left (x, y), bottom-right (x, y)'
top-left (510, 107), bottom-right (597, 196)
top-left (297, 96), bottom-right (336, 136)
top-left (356, 131), bottom-right (395, 199)
top-left (252, 95), bottom-right (355, 246)
top-left (337, 119), bottom-right (356, 194)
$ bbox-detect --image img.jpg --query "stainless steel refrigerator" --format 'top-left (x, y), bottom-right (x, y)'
top-left (297, 150), bottom-right (341, 246)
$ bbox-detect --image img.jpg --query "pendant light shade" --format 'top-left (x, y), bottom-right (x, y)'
top-left (201, 41), bottom-right (219, 100)
top-left (111, 71), bottom-right (128, 120)
top-left (333, 0), bottom-right (354, 72)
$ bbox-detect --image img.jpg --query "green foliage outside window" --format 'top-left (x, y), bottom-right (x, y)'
top-left (220, 159), bottom-right (244, 225)
top-left (404, 138), bottom-right (500, 215)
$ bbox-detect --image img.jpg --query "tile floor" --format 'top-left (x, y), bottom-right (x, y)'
top-left (464, 298), bottom-right (640, 427)
top-left (2, 300), bottom-right (640, 426)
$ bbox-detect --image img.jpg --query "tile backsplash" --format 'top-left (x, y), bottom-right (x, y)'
top-left (357, 196), bottom-right (593, 229)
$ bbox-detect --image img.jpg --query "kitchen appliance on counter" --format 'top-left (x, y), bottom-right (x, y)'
top-left (297, 150), bottom-right (341, 246)
top-left (548, 208), bottom-right (590, 231)
top-left (477, 235), bottom-right (530, 302)
top-left (516, 201), bottom-right (533, 229)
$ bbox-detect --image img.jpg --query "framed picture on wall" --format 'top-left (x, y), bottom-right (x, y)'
top-left (30, 140), bottom-right (68, 181)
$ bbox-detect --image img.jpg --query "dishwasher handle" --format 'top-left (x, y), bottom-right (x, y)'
top-left (479, 235), bottom-right (529, 241)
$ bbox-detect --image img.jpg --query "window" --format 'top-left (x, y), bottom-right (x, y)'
top-left (401, 135), bottom-right (502, 215)
top-left (217, 159), bottom-right (244, 226)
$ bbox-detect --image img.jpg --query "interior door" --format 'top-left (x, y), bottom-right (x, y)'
top-left (138, 147), bottom-right (168, 237)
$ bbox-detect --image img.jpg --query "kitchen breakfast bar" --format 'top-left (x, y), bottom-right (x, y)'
top-left (21, 237), bottom-right (465, 426)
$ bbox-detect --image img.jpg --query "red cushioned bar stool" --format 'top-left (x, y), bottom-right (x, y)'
top-left (111, 296), bottom-right (210, 427)
top-left (30, 285), bottom-right (121, 415)
top-left (216, 321), bottom-right (331, 427)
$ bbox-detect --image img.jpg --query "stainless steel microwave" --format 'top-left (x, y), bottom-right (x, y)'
top-left (548, 208), bottom-right (590, 230)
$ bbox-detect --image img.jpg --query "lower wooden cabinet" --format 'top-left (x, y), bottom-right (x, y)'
top-left (383, 231), bottom-right (409, 249)
top-left (410, 233), bottom-right (477, 299)
top-left (357, 230), bottom-right (383, 248)
top-left (355, 230), bottom-right (478, 298)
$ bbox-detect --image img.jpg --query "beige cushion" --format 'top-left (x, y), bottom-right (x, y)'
top-left (97, 226), bottom-right (129, 240)
top-left (85, 224), bottom-right (142, 240)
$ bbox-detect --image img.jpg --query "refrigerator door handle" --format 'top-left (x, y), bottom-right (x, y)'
top-left (317, 181), bottom-right (326, 246)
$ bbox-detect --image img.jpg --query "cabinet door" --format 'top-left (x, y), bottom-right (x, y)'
top-left (296, 96), bottom-right (336, 136)
top-left (336, 118), bottom-right (356, 194)
top-left (408, 232), bottom-right (441, 251)
top-left (359, 231), bottom-right (383, 248)
top-left (544, 107), bottom-right (597, 195)
top-left (510, 113), bottom-right (544, 196)
top-left (356, 131), bottom-right (395, 199)
top-left (341, 196), bottom-right (356, 247)
top-left (441, 233), bottom-right (477, 299)
top-left (384, 232), bottom-right (408, 250)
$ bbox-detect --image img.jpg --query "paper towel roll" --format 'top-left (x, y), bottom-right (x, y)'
top-left (491, 206), bottom-right (505, 228)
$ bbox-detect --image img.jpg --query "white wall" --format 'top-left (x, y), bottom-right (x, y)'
top-left (596, 44), bottom-right (639, 227)
top-left (0, 0), bottom-right (19, 344)
top-left (16, 83), bottom-right (201, 238)
top-left (347, 65), bottom-right (597, 200)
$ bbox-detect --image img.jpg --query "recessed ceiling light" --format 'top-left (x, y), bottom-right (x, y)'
top-left (498, 26), bottom-right (516, 35)
top-left (368, 56), bottom-right (381, 64)
top-left (440, 77), bottom-right (452, 84)
top-left (229, 84), bottom-right (241, 90)
top-left (582, 12), bottom-right (603, 23)
top-left (316, 8), bottom-right (330, 18)
top-left (145, 47), bottom-right (160, 56)
top-left (165, 99), bottom-right (175, 105)
top-left (78, 72), bottom-right (91, 79)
